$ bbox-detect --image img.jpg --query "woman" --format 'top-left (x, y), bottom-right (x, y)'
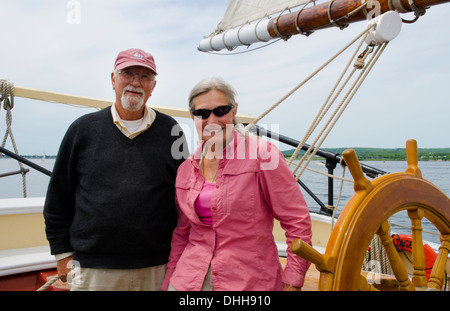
top-left (162, 77), bottom-right (312, 291)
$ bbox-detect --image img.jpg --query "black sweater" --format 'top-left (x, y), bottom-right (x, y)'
top-left (44, 107), bottom-right (188, 269)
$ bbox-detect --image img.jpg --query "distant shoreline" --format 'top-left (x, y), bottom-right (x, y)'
top-left (282, 147), bottom-right (450, 161)
top-left (0, 155), bottom-right (57, 159)
top-left (1, 147), bottom-right (450, 162)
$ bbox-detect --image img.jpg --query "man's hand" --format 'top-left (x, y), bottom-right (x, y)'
top-left (56, 256), bottom-right (73, 282)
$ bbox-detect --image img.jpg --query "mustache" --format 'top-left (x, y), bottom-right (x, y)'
top-left (123, 85), bottom-right (144, 95)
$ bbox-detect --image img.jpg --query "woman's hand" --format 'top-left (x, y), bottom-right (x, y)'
top-left (283, 283), bottom-right (302, 291)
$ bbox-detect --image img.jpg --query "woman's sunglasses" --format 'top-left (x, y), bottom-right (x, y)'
top-left (191, 105), bottom-right (233, 119)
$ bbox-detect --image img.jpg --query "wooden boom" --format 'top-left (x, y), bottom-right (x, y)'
top-left (268, 0), bottom-right (450, 38)
top-left (198, 0), bottom-right (449, 52)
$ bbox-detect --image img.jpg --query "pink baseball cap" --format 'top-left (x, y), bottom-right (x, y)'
top-left (114, 48), bottom-right (157, 74)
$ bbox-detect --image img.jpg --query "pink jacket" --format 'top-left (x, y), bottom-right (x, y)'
top-left (162, 131), bottom-right (311, 291)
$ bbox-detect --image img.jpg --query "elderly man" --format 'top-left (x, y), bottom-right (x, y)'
top-left (44, 48), bottom-right (188, 291)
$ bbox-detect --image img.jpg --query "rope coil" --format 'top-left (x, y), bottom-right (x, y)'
top-left (0, 79), bottom-right (28, 197)
top-left (0, 79), bottom-right (14, 109)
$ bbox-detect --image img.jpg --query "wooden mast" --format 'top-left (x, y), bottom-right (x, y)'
top-left (268, 0), bottom-right (450, 39)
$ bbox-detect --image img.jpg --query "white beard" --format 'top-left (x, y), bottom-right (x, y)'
top-left (121, 86), bottom-right (145, 111)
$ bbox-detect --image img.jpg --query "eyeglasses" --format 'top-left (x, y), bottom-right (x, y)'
top-left (191, 105), bottom-right (233, 119)
top-left (117, 69), bottom-right (154, 85)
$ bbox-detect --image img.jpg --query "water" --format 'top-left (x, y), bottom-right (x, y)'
top-left (298, 160), bottom-right (450, 245)
top-left (1, 158), bottom-right (448, 244)
top-left (0, 157), bottom-right (54, 198)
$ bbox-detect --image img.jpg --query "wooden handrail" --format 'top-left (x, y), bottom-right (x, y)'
top-left (13, 86), bottom-right (255, 123)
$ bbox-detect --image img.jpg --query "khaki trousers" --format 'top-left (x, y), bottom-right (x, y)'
top-left (70, 264), bottom-right (166, 291)
top-left (168, 265), bottom-right (214, 291)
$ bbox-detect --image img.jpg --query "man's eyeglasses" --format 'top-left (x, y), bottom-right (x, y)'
top-left (191, 105), bottom-right (233, 119)
top-left (117, 69), bottom-right (154, 85)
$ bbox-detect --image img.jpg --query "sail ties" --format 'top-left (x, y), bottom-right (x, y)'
top-left (0, 79), bottom-right (28, 197)
top-left (402, 0), bottom-right (427, 23)
top-left (327, 0), bottom-right (349, 30)
top-left (294, 3), bottom-right (314, 37)
top-left (388, 0), bottom-right (427, 23)
top-left (273, 7), bottom-right (293, 41)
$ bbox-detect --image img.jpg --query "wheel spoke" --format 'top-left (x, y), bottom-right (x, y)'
top-left (377, 221), bottom-right (415, 291)
top-left (407, 208), bottom-right (428, 287)
top-left (427, 234), bottom-right (450, 290)
top-left (320, 141), bottom-right (450, 291)
top-left (357, 274), bottom-right (378, 291)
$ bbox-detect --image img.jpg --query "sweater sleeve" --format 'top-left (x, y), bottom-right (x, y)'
top-left (257, 139), bottom-right (312, 288)
top-left (43, 123), bottom-right (79, 255)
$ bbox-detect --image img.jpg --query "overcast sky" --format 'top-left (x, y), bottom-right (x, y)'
top-left (1, 0), bottom-right (449, 155)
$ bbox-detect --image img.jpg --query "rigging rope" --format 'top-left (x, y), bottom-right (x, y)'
top-left (36, 275), bottom-right (60, 291)
top-left (287, 32), bottom-right (372, 174)
top-left (0, 79), bottom-right (27, 197)
top-left (291, 41), bottom-right (389, 180)
top-left (243, 21), bottom-right (389, 186)
top-left (244, 25), bottom-right (375, 132)
top-left (289, 160), bottom-right (353, 183)
top-left (237, 21), bottom-right (392, 224)
top-left (331, 159), bottom-right (348, 227)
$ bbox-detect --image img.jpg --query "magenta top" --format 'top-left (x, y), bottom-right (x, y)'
top-left (194, 181), bottom-right (214, 225)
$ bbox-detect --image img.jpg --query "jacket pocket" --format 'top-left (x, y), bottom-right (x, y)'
top-left (221, 160), bottom-right (259, 217)
top-left (175, 177), bottom-right (191, 190)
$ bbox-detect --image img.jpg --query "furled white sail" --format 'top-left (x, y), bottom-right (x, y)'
top-left (198, 0), bottom-right (311, 52)
top-left (217, 0), bottom-right (311, 32)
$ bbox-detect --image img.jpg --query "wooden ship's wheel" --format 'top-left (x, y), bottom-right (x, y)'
top-left (292, 140), bottom-right (450, 291)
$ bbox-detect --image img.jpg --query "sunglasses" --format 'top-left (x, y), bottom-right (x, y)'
top-left (191, 105), bottom-right (233, 119)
